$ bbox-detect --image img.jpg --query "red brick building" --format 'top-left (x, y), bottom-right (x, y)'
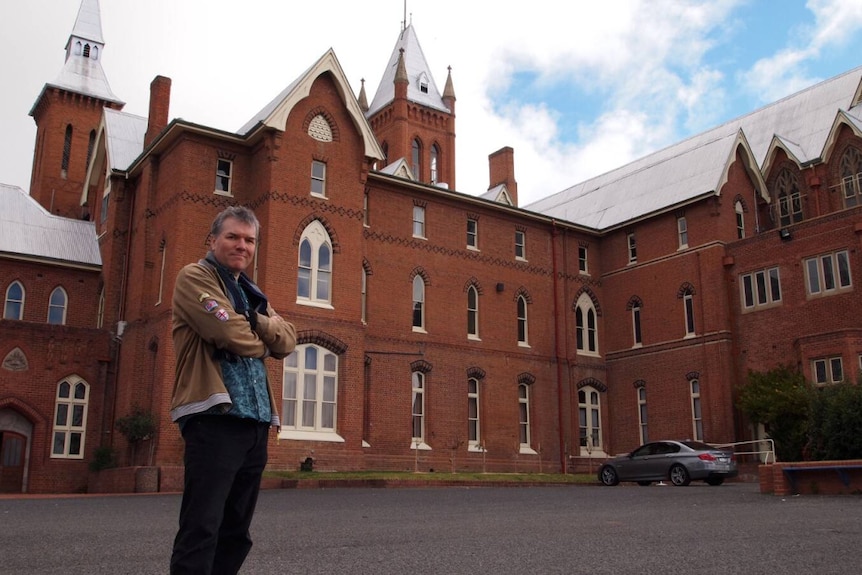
top-left (2, 0), bottom-right (861, 493)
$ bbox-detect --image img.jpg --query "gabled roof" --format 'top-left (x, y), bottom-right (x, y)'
top-left (238, 49), bottom-right (384, 161)
top-left (0, 184), bottom-right (101, 268)
top-left (81, 108), bottom-right (148, 203)
top-left (526, 66), bottom-right (862, 231)
top-left (367, 24), bottom-right (449, 117)
top-left (378, 157), bottom-right (416, 180)
top-left (480, 184), bottom-right (513, 206)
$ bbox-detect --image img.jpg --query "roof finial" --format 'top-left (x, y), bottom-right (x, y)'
top-left (402, 0), bottom-right (406, 31)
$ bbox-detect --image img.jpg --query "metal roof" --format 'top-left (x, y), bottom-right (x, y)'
top-left (525, 66), bottom-right (862, 230)
top-left (103, 108), bottom-right (147, 171)
top-left (366, 24), bottom-right (449, 117)
top-left (0, 183), bottom-right (101, 267)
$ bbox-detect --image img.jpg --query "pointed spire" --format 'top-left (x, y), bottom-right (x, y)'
top-left (358, 78), bottom-right (369, 112)
top-left (68, 0), bottom-right (105, 52)
top-left (395, 48), bottom-right (408, 84)
top-left (443, 66), bottom-right (456, 100)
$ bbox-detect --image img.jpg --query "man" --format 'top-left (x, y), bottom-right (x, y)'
top-left (169, 206), bottom-right (296, 574)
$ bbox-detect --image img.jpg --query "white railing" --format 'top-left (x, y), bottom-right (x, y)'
top-left (713, 439), bottom-right (776, 464)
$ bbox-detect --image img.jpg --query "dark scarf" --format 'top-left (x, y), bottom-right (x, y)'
top-left (203, 252), bottom-right (269, 328)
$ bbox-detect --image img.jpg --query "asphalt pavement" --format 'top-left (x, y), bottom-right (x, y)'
top-left (1, 482), bottom-right (859, 574)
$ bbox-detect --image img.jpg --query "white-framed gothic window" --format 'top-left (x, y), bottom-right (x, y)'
top-left (412, 275), bottom-right (426, 332)
top-left (467, 285), bottom-right (479, 339)
top-left (632, 303), bottom-right (642, 347)
top-left (575, 293), bottom-right (598, 355)
top-left (468, 377), bottom-right (482, 451)
top-left (4, 281), bottom-right (25, 320)
top-left (839, 146), bottom-right (861, 208)
top-left (297, 221), bottom-right (332, 307)
top-left (51, 376), bottom-right (89, 459)
top-left (775, 169), bottom-right (803, 226)
top-left (430, 144), bottom-right (440, 184)
top-left (682, 288), bottom-right (696, 337)
top-left (637, 386), bottom-right (649, 444)
top-left (690, 379), bottom-right (703, 441)
top-left (517, 295), bottom-right (529, 346)
top-left (281, 344), bottom-right (341, 441)
top-left (578, 386), bottom-right (602, 455)
top-left (48, 287), bottom-right (67, 325)
top-left (518, 383), bottom-right (533, 453)
top-left (411, 371), bottom-right (426, 446)
top-left (735, 200), bottom-right (745, 239)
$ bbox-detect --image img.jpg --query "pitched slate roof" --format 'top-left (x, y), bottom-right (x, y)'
top-left (0, 184), bottom-right (101, 267)
top-left (102, 108), bottom-right (148, 171)
top-left (367, 24), bottom-right (449, 117)
top-left (525, 66), bottom-right (862, 231)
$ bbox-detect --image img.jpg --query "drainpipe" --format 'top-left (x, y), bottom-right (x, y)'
top-left (551, 221), bottom-right (566, 473)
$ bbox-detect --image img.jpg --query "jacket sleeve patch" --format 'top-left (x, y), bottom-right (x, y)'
top-left (203, 299), bottom-right (219, 312)
top-left (214, 309), bottom-right (230, 322)
top-left (197, 292), bottom-right (212, 302)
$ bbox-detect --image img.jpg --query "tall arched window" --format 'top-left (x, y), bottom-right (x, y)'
top-left (518, 383), bottom-right (531, 449)
top-left (840, 146), bottom-right (862, 208)
top-left (578, 386), bottom-right (602, 454)
top-left (775, 169), bottom-right (802, 226)
top-left (517, 295), bottom-right (528, 345)
top-left (412, 275), bottom-right (425, 331)
top-left (51, 376), bottom-right (89, 459)
top-left (735, 200), bottom-right (745, 239)
top-left (281, 344), bottom-right (338, 436)
top-left (575, 294), bottom-right (598, 354)
top-left (297, 221), bottom-right (332, 306)
top-left (430, 144), bottom-right (440, 183)
top-left (690, 379), bottom-right (703, 441)
top-left (61, 124), bottom-right (73, 178)
top-left (4, 281), bottom-right (25, 320)
top-left (411, 139), bottom-right (422, 180)
top-left (411, 371), bottom-right (425, 444)
top-left (468, 377), bottom-right (481, 449)
top-left (48, 287), bottom-right (67, 325)
top-left (467, 285), bottom-right (479, 339)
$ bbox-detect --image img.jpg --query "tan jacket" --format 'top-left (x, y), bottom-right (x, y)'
top-left (170, 260), bottom-right (297, 424)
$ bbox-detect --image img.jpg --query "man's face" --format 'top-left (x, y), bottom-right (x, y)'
top-left (210, 217), bottom-right (256, 274)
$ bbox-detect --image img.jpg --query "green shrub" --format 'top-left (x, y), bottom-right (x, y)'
top-left (89, 445), bottom-right (117, 471)
top-left (115, 406), bottom-right (156, 443)
top-left (807, 382), bottom-right (862, 460)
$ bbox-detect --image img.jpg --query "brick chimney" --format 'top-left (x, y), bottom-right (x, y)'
top-left (145, 76), bottom-right (172, 147)
top-left (488, 147), bottom-right (518, 206)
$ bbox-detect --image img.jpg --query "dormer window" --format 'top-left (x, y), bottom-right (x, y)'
top-left (418, 73), bottom-right (430, 94)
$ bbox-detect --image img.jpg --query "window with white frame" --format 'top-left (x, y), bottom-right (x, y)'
top-left (361, 269), bottom-right (367, 323)
top-left (627, 233), bottom-right (637, 263)
top-left (839, 146), bottom-right (861, 208)
top-left (411, 139), bottom-right (421, 180)
top-left (805, 250), bottom-right (851, 296)
top-left (215, 159), bottom-right (232, 195)
top-left (813, 356), bottom-right (844, 385)
top-left (48, 287), bottom-right (67, 325)
top-left (311, 160), bottom-right (326, 197)
top-left (690, 379), bottom-right (703, 441)
top-left (297, 221), bottom-right (332, 306)
top-left (281, 344), bottom-right (339, 438)
top-left (466, 218), bottom-right (478, 249)
top-left (468, 377), bottom-right (481, 449)
top-left (632, 303), bottom-right (642, 346)
top-left (741, 267), bottom-right (782, 310)
top-left (682, 288), bottom-right (695, 336)
top-left (467, 285), bottom-right (479, 339)
top-left (4, 281), bottom-right (24, 320)
top-left (578, 387), bottom-right (602, 454)
top-left (578, 245), bottom-right (588, 274)
top-left (515, 230), bottom-right (526, 260)
top-left (412, 275), bottom-right (425, 331)
top-left (411, 371), bottom-right (425, 445)
top-left (735, 201), bottom-right (745, 239)
top-left (677, 216), bottom-right (688, 249)
top-left (413, 205), bottom-right (426, 238)
top-left (637, 386), bottom-right (649, 444)
top-left (430, 144), bottom-right (439, 184)
top-left (51, 376), bottom-right (88, 459)
top-left (775, 169), bottom-right (803, 226)
top-left (575, 294), bottom-right (598, 354)
top-left (518, 383), bottom-right (531, 450)
top-left (517, 295), bottom-right (529, 346)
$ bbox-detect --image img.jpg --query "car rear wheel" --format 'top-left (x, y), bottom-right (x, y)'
top-left (669, 464), bottom-right (691, 486)
top-left (599, 466), bottom-right (619, 486)
top-left (637, 481), bottom-right (651, 486)
top-left (706, 477), bottom-right (725, 486)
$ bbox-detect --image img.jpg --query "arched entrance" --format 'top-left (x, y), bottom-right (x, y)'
top-left (0, 408), bottom-right (32, 493)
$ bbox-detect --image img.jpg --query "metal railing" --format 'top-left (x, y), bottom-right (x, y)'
top-left (713, 439), bottom-right (776, 464)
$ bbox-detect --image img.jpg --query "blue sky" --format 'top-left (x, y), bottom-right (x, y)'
top-left (2, 0), bottom-right (862, 207)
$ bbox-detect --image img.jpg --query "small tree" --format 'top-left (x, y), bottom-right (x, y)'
top-left (736, 365), bottom-right (812, 461)
top-left (807, 377), bottom-right (862, 460)
top-left (115, 406), bottom-right (156, 465)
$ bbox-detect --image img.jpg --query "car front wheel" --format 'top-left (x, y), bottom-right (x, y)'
top-left (669, 464), bottom-right (691, 486)
top-left (599, 466), bottom-right (620, 486)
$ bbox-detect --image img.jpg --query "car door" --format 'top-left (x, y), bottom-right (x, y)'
top-left (618, 443), bottom-right (658, 481)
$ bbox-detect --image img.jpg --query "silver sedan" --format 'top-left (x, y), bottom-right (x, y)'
top-left (598, 440), bottom-right (738, 486)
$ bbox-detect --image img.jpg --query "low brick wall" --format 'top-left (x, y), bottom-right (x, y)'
top-left (759, 460), bottom-right (862, 495)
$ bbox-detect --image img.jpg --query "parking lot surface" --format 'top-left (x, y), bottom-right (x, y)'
top-left (2, 482), bottom-right (860, 574)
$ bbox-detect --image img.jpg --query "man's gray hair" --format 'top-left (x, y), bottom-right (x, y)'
top-left (210, 206), bottom-right (260, 238)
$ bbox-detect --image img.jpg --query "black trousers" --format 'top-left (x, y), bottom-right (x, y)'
top-left (170, 415), bottom-right (270, 575)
